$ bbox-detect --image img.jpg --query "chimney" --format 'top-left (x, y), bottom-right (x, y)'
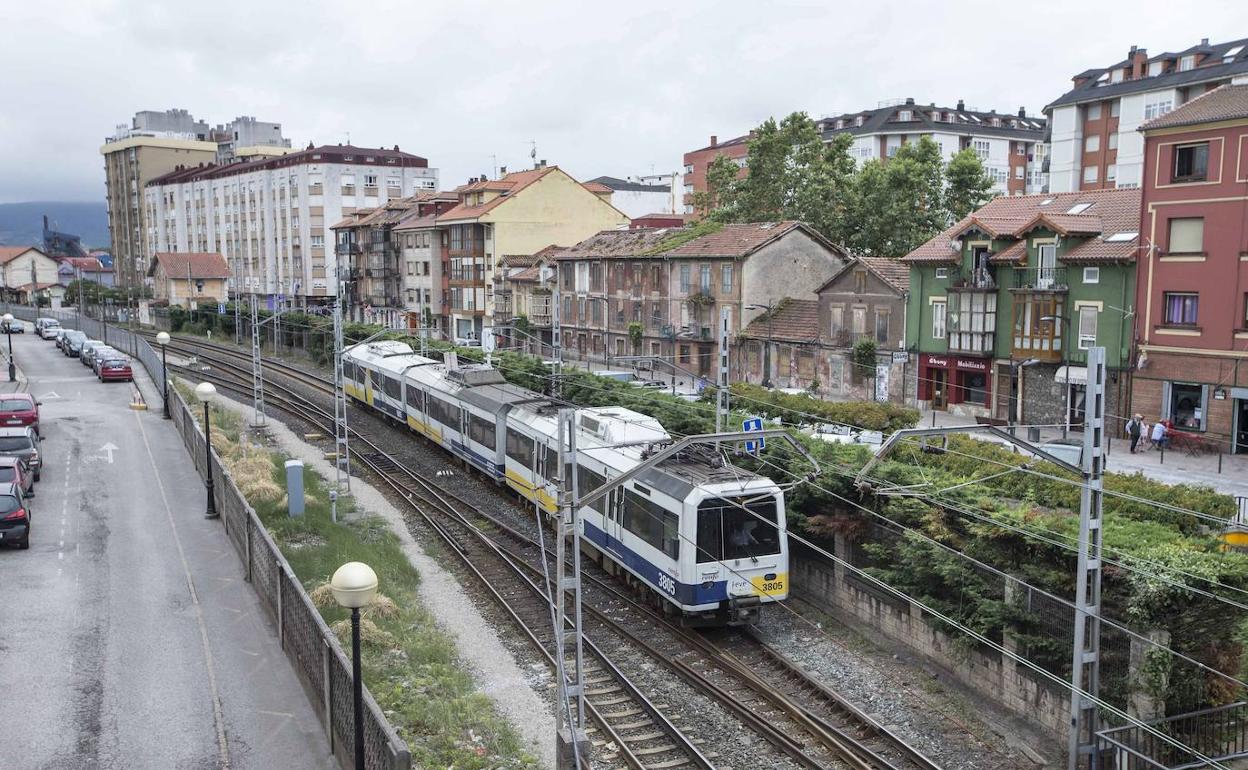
top-left (540, 159), bottom-right (547, 168)
top-left (1018, 106), bottom-right (1027, 118)
top-left (393, 144), bottom-right (399, 151)
top-left (710, 135), bottom-right (718, 147)
top-left (499, 165), bottom-right (507, 175)
top-left (1202, 37), bottom-right (1209, 46)
top-left (905, 97), bottom-right (915, 105)
top-left (956, 99), bottom-right (965, 111)
top-left (1132, 46), bottom-right (1149, 79)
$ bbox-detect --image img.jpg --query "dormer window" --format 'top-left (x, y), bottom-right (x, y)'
top-left (1225, 45), bottom-right (1245, 63)
top-left (1066, 202), bottom-right (1094, 215)
top-left (898, 109), bottom-right (912, 121)
top-left (1111, 68), bottom-right (1125, 83)
top-left (1179, 54), bottom-right (1196, 71)
top-left (931, 112), bottom-right (941, 122)
top-left (991, 117), bottom-right (1001, 127)
top-left (835, 119), bottom-right (845, 129)
top-left (855, 116), bottom-right (865, 127)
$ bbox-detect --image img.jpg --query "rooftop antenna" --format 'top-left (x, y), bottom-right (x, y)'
top-left (491, 154), bottom-right (498, 179)
top-left (344, 130), bottom-right (351, 145)
top-left (529, 140), bottom-right (538, 169)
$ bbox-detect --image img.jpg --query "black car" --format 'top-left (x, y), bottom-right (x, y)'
top-left (0, 482), bottom-right (30, 549)
top-left (62, 331), bottom-right (87, 357)
top-left (1, 318), bottom-right (23, 334)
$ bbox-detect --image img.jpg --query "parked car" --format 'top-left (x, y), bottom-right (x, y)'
top-left (53, 329), bottom-right (65, 349)
top-left (33, 318), bottom-right (58, 335)
top-left (0, 427), bottom-right (40, 482)
top-left (1, 317), bottom-right (24, 334)
top-left (0, 482), bottom-right (31, 549)
top-left (90, 347), bottom-right (121, 375)
top-left (0, 394), bottom-right (40, 434)
top-left (0, 456), bottom-right (33, 497)
top-left (78, 340), bottom-right (107, 368)
top-left (62, 331), bottom-right (87, 357)
top-left (98, 355), bottom-right (133, 383)
top-left (38, 321), bottom-right (62, 340)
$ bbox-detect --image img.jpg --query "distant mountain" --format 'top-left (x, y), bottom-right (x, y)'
top-left (0, 201), bottom-right (109, 251)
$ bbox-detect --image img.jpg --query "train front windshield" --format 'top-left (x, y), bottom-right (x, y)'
top-left (696, 496), bottom-right (781, 563)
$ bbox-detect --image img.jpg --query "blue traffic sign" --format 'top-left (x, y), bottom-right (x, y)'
top-left (742, 416), bottom-right (765, 454)
top-left (217, 302), bottom-right (226, 314)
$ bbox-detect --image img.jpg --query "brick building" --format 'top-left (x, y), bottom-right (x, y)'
top-left (1131, 84), bottom-right (1248, 452)
top-left (680, 134), bottom-right (750, 214)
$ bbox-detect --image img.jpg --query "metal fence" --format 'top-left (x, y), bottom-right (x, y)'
top-left (1096, 701), bottom-right (1248, 769)
top-left (12, 305), bottom-right (411, 769)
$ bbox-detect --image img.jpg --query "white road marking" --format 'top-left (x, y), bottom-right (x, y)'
top-left (99, 442), bottom-right (118, 463)
top-left (132, 409), bottom-right (231, 768)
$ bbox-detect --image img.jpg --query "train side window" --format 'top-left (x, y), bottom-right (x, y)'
top-left (468, 414), bottom-right (495, 446)
top-left (383, 376), bottom-right (401, 399)
top-left (577, 465), bottom-right (605, 512)
top-left (623, 490), bottom-right (675, 556)
top-left (405, 385), bottom-right (424, 411)
top-left (428, 395), bottom-right (457, 428)
top-left (696, 508), bottom-right (723, 564)
top-left (544, 446), bottom-right (558, 480)
top-left (505, 428), bottom-right (534, 469)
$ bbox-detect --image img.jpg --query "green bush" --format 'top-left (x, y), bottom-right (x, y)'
top-left (730, 382), bottom-right (918, 433)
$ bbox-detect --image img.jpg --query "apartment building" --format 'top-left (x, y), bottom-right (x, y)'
top-left (143, 144), bottom-right (437, 308)
top-left (101, 110), bottom-right (219, 290)
top-left (495, 244), bottom-right (565, 351)
top-left (1046, 37), bottom-right (1248, 193)
top-left (436, 165), bottom-right (628, 343)
top-left (819, 98), bottom-right (1048, 195)
top-left (1131, 85), bottom-right (1248, 452)
top-left (392, 192), bottom-right (459, 333)
top-left (586, 175), bottom-right (681, 219)
top-left (903, 188), bottom-right (1140, 427)
top-left (555, 222), bottom-right (847, 378)
top-left (681, 135), bottom-right (750, 214)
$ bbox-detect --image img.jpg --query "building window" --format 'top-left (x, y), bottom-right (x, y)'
top-left (1166, 382), bottom-right (1207, 431)
top-left (973, 140), bottom-right (990, 161)
top-left (1167, 217), bottom-right (1204, 254)
top-left (1144, 94), bottom-right (1174, 121)
top-left (934, 267), bottom-right (948, 279)
top-left (679, 264), bottom-right (690, 293)
top-left (1083, 267), bottom-right (1100, 284)
top-left (948, 292), bottom-right (996, 353)
top-left (853, 270), bottom-right (867, 293)
top-left (931, 300), bottom-right (947, 339)
top-left (897, 109), bottom-right (912, 121)
top-left (1172, 143), bottom-right (1209, 182)
top-left (1087, 103), bottom-right (1102, 120)
top-left (1108, 133), bottom-right (1118, 150)
top-left (1077, 305), bottom-right (1098, 349)
top-left (1016, 144), bottom-right (1026, 156)
top-left (721, 264), bottom-right (733, 293)
top-left (829, 306), bottom-right (843, 339)
top-left (1085, 135), bottom-right (1101, 153)
top-left (1014, 166), bottom-right (1025, 179)
top-left (1083, 166), bottom-right (1099, 183)
top-left (310, 234), bottom-right (324, 247)
top-left (1179, 55), bottom-right (1196, 72)
top-left (875, 310), bottom-right (890, 343)
top-left (1111, 100), bottom-right (1121, 117)
top-left (699, 264), bottom-right (711, 292)
top-left (1163, 292), bottom-right (1199, 326)
top-left (683, 163), bottom-right (693, 174)
top-left (1106, 164), bottom-right (1117, 183)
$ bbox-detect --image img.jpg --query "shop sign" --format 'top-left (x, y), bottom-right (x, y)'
top-left (955, 358), bottom-right (988, 371)
top-left (891, 351), bottom-right (909, 363)
top-left (926, 356), bottom-right (948, 367)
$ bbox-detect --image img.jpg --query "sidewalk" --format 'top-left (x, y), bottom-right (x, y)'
top-left (921, 409), bottom-right (1248, 499)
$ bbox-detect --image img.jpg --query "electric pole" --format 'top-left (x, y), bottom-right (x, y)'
top-left (1068, 346), bottom-right (1106, 769)
top-left (715, 305), bottom-right (730, 438)
top-left (332, 282), bottom-right (351, 494)
top-left (250, 292), bottom-right (266, 427)
top-left (553, 408), bottom-right (587, 769)
top-left (552, 280), bottom-right (563, 398)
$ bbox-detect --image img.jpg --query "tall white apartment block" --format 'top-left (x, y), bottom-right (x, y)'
top-left (143, 144), bottom-right (437, 305)
top-left (1045, 37), bottom-right (1248, 193)
top-left (819, 97), bottom-right (1048, 196)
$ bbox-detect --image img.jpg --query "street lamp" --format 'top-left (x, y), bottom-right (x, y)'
top-left (331, 561), bottom-right (379, 770)
top-left (195, 382), bottom-right (218, 518)
top-left (157, 332), bottom-right (171, 419)
top-left (2, 313), bottom-right (14, 382)
top-left (746, 302), bottom-right (776, 388)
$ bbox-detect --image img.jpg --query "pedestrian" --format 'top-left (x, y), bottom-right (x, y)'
top-left (1126, 414), bottom-right (1143, 453)
top-left (1139, 417), bottom-right (1153, 450)
top-left (1151, 419), bottom-right (1167, 450)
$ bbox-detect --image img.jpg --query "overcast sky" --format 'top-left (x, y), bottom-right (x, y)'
top-left (2, 0), bottom-right (1246, 205)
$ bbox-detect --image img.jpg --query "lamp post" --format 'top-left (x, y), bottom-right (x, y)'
top-left (195, 382), bottom-right (218, 518)
top-left (746, 302), bottom-right (776, 388)
top-left (2, 313), bottom-right (14, 382)
top-left (331, 561), bottom-right (379, 770)
top-left (157, 332), bottom-right (171, 419)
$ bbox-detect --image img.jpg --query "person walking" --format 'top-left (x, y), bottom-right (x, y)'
top-left (1126, 414), bottom-right (1143, 453)
top-left (1151, 419), bottom-right (1167, 451)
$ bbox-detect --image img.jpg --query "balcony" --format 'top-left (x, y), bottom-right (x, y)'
top-left (828, 330), bottom-right (883, 347)
top-left (1011, 266), bottom-right (1068, 292)
top-left (949, 265), bottom-right (997, 291)
top-left (449, 266), bottom-right (486, 283)
top-left (1011, 294), bottom-right (1064, 362)
top-left (335, 242), bottom-right (360, 257)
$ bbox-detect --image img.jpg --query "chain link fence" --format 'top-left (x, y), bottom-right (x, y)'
top-left (11, 305), bottom-right (411, 769)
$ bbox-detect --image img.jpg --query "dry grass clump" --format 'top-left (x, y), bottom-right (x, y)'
top-left (331, 616), bottom-right (396, 649)
top-left (309, 582), bottom-right (336, 609)
top-left (308, 583), bottom-right (399, 622)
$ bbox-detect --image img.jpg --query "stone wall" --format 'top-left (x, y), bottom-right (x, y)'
top-left (790, 539), bottom-right (1070, 738)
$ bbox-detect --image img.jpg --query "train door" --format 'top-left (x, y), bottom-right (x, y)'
top-left (604, 485), bottom-right (626, 552)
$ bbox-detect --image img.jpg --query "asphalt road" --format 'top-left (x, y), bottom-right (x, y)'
top-left (0, 331), bottom-right (335, 769)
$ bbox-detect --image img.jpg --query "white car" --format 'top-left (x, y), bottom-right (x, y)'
top-left (38, 323), bottom-right (62, 340)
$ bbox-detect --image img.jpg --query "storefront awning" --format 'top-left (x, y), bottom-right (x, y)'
top-left (1054, 365), bottom-right (1087, 386)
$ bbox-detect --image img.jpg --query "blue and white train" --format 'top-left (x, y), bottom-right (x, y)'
top-left (343, 340), bottom-right (788, 625)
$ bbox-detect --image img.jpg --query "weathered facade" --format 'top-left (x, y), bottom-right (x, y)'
top-left (555, 222), bottom-right (848, 379)
top-left (147, 251), bottom-right (230, 307)
top-left (904, 188), bottom-right (1140, 426)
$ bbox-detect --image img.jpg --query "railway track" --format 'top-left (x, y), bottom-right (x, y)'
top-left (160, 331), bottom-right (943, 770)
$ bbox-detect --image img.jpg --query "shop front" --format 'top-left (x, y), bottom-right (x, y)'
top-left (919, 354), bottom-right (993, 415)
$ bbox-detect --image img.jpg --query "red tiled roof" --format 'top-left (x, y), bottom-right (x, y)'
top-left (555, 228), bottom-right (671, 260)
top-left (0, 246), bottom-right (45, 264)
top-left (438, 168), bottom-right (554, 222)
top-left (146, 144), bottom-right (429, 188)
top-left (148, 252), bottom-right (230, 280)
top-left (1140, 84), bottom-right (1248, 131)
top-left (903, 188), bottom-right (1142, 264)
top-left (858, 256), bottom-right (910, 293)
top-left (740, 299), bottom-right (821, 343)
top-left (663, 221), bottom-right (804, 257)
top-left (582, 182), bottom-right (613, 194)
top-left (59, 257), bottom-right (103, 271)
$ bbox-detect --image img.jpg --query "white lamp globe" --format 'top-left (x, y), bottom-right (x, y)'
top-left (194, 382), bottom-right (217, 402)
top-left (330, 562), bottom-right (379, 609)
top-left (156, 331), bottom-right (170, 346)
top-left (2, 313), bottom-right (12, 323)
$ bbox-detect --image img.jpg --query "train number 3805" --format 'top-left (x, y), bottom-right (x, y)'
top-left (657, 574), bottom-right (676, 595)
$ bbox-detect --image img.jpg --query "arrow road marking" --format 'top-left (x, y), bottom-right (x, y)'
top-left (99, 442), bottom-right (118, 463)
top-left (40, 391), bottom-right (60, 400)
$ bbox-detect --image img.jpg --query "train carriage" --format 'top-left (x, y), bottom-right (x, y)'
top-left (343, 341), bottom-right (789, 625)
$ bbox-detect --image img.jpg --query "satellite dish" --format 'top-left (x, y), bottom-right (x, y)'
top-left (481, 327), bottom-right (496, 353)
top-left (950, 238), bottom-right (963, 252)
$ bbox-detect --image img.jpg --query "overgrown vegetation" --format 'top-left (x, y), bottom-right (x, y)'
top-left (184, 390), bottom-right (538, 769)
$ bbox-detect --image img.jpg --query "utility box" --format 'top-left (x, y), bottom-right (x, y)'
top-left (285, 459), bottom-right (305, 517)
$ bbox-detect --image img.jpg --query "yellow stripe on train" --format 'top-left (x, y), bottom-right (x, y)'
top-left (504, 468), bottom-right (558, 513)
top-left (406, 415), bottom-right (443, 443)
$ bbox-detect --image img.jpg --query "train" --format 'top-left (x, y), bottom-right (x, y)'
top-left (342, 340), bottom-right (789, 625)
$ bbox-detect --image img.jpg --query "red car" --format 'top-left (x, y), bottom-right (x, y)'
top-left (0, 394), bottom-right (40, 435)
top-left (98, 356), bottom-right (134, 383)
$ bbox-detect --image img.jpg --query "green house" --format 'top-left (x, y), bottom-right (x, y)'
top-left (902, 188), bottom-right (1140, 427)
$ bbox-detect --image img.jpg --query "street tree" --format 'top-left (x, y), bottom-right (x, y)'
top-left (944, 148), bottom-right (996, 222)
